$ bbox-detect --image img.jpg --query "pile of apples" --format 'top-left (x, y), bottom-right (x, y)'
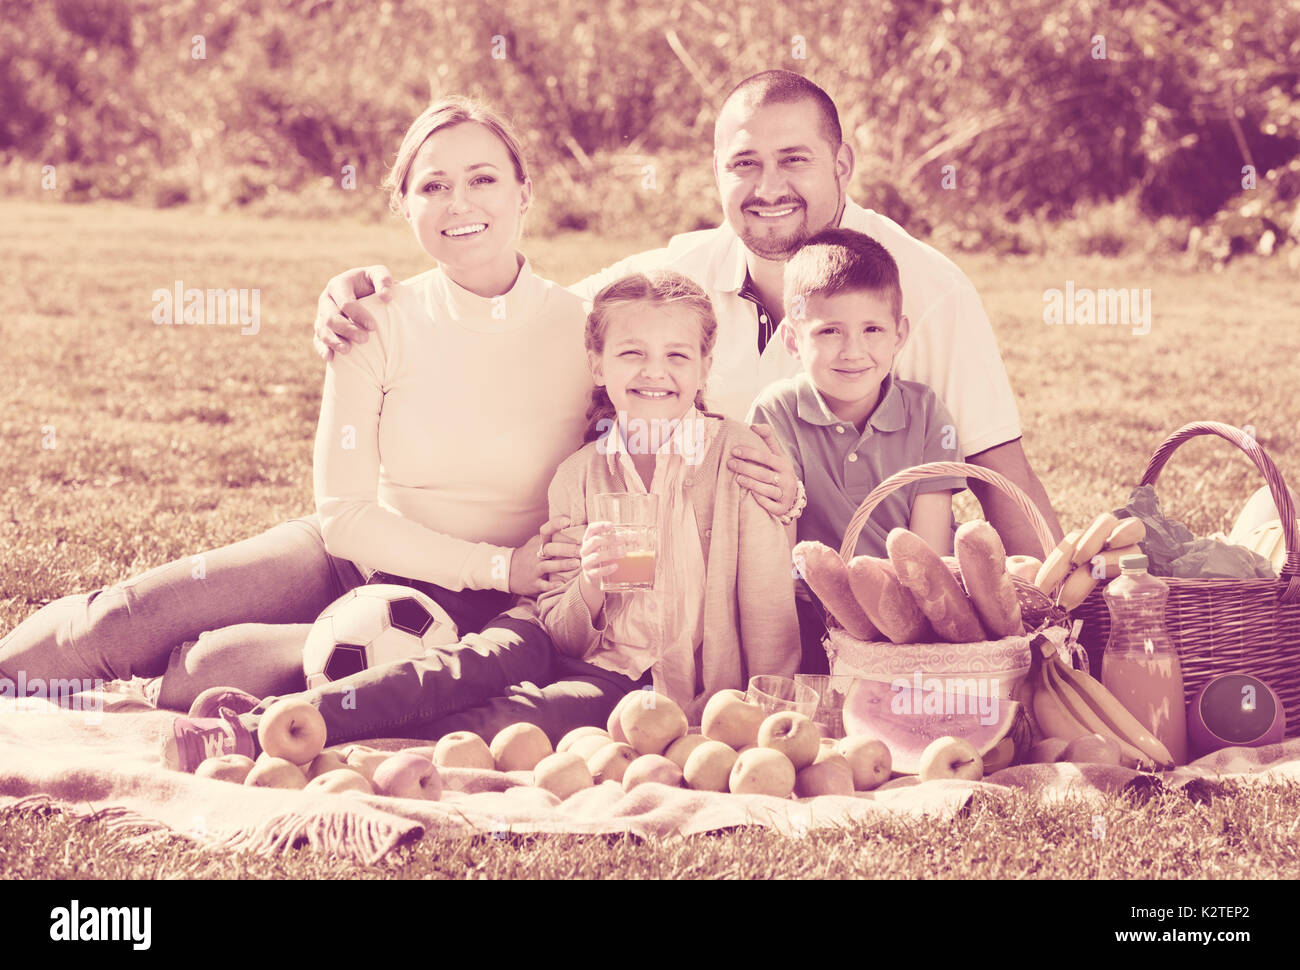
top-left (520, 688), bottom-right (896, 801)
top-left (189, 692), bottom-right (900, 802)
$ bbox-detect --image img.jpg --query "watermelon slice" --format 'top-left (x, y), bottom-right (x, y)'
top-left (841, 679), bottom-right (1022, 774)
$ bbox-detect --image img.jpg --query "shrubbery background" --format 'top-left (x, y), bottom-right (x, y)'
top-left (5, 0), bottom-right (1298, 260)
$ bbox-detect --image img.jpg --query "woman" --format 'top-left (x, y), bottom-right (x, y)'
top-left (0, 98), bottom-right (650, 763)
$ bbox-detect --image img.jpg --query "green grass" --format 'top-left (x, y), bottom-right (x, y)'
top-left (3, 200), bottom-right (1299, 878)
top-left (4, 782), bottom-right (1298, 879)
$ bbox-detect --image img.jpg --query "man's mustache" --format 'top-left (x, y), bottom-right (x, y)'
top-left (742, 197), bottom-right (805, 210)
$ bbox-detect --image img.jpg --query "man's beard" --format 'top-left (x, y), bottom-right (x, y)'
top-left (736, 192), bottom-right (844, 261)
top-left (740, 221), bottom-right (811, 261)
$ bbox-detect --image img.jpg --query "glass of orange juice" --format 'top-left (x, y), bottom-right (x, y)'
top-left (595, 493), bottom-right (659, 593)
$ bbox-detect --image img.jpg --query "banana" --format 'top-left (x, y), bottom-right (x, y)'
top-left (1043, 659), bottom-right (1155, 768)
top-left (1031, 661), bottom-right (1091, 742)
top-left (1050, 658), bottom-right (1176, 769)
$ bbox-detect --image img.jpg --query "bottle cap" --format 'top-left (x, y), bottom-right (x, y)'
top-left (1119, 553), bottom-right (1149, 571)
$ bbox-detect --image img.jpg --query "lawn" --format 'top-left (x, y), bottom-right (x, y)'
top-left (2, 200), bottom-right (1298, 878)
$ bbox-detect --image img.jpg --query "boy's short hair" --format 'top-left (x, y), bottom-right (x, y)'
top-left (783, 228), bottom-right (903, 324)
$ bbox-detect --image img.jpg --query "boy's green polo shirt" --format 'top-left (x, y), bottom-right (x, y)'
top-left (748, 371), bottom-right (967, 559)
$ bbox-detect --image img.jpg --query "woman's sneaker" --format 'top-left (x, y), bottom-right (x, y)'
top-left (161, 708), bottom-right (256, 772)
top-left (187, 685), bottom-right (262, 719)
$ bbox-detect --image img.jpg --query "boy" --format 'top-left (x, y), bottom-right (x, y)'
top-left (746, 228), bottom-right (966, 673)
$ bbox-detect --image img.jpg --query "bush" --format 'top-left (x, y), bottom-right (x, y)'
top-left (3, 0), bottom-right (1297, 260)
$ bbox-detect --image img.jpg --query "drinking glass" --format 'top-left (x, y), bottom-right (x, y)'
top-left (595, 492), bottom-right (659, 593)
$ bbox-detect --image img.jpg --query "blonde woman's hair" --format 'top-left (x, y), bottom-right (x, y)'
top-left (583, 271), bottom-right (719, 443)
top-left (382, 96), bottom-right (528, 214)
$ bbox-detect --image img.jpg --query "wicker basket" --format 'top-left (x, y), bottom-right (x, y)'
top-left (1069, 422), bottom-right (1300, 740)
top-left (824, 460), bottom-right (1064, 690)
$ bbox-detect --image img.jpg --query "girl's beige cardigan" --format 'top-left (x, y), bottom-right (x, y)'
top-left (536, 415), bottom-right (800, 720)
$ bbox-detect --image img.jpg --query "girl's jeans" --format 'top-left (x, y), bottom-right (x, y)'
top-left (0, 514), bottom-right (642, 744)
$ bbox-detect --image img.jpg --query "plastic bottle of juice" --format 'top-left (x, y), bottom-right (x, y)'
top-left (1101, 554), bottom-right (1188, 765)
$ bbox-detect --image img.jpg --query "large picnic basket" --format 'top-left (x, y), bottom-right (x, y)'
top-left (1069, 421), bottom-right (1300, 740)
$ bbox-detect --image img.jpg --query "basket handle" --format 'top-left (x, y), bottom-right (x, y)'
top-left (838, 461), bottom-right (1058, 562)
top-left (1138, 421), bottom-right (1300, 601)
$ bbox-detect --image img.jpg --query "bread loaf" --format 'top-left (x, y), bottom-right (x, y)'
top-left (885, 528), bottom-right (986, 643)
top-left (793, 541), bottom-right (881, 640)
top-left (846, 556), bottom-right (933, 644)
top-left (954, 521), bottom-right (1023, 638)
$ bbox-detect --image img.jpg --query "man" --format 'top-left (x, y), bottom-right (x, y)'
top-left (315, 70), bottom-right (1063, 556)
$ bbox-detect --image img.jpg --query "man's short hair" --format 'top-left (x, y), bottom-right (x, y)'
top-left (717, 70), bottom-right (842, 149)
top-left (783, 228), bottom-right (903, 323)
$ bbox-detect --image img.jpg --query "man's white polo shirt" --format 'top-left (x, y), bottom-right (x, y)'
top-left (569, 200), bottom-right (1022, 457)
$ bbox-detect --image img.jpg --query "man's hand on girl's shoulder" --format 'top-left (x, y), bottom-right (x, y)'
top-left (730, 423), bottom-right (799, 518)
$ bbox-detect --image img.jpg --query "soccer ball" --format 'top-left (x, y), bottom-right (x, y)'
top-left (302, 584), bottom-right (459, 689)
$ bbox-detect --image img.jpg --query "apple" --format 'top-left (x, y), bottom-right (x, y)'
top-left (622, 754), bottom-right (683, 792)
top-left (664, 733), bottom-right (711, 771)
top-left (917, 736), bottom-right (984, 782)
top-left (432, 731), bottom-right (494, 770)
top-left (836, 736), bottom-right (893, 791)
top-left (194, 753), bottom-right (255, 784)
top-left (344, 747), bottom-right (391, 781)
top-left (1026, 737), bottom-right (1072, 764)
top-left (982, 736), bottom-right (1017, 774)
top-left (701, 689), bottom-right (765, 749)
top-left (557, 726), bottom-right (610, 754)
top-left (682, 740), bottom-right (739, 792)
top-left (756, 712), bottom-right (820, 769)
top-left (1061, 733), bottom-right (1123, 766)
top-left (794, 754), bottom-right (854, 797)
top-left (490, 723), bottom-right (553, 772)
top-left (606, 691), bottom-right (642, 743)
top-left (533, 751), bottom-right (594, 800)
top-left (244, 756), bottom-right (308, 789)
top-left (372, 752), bottom-right (443, 800)
top-left (306, 769), bottom-right (374, 795)
top-left (816, 738), bottom-right (839, 761)
top-left (257, 698), bottom-right (328, 766)
top-left (306, 750), bottom-right (362, 780)
top-left (588, 742), bottom-right (639, 784)
top-left (728, 748), bottom-right (796, 798)
top-left (620, 691), bottom-right (688, 756)
top-left (569, 733), bottom-right (619, 762)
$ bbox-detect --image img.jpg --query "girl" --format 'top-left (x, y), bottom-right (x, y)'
top-left (0, 98), bottom-right (603, 765)
top-left (537, 272), bottom-right (799, 722)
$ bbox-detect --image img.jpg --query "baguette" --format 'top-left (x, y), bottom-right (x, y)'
top-left (885, 528), bottom-right (987, 643)
top-left (793, 541), bottom-right (881, 640)
top-left (846, 556), bottom-right (933, 644)
top-left (954, 521), bottom-right (1023, 638)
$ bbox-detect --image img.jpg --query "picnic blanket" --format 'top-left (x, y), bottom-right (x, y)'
top-left (2, 680), bottom-right (1298, 866)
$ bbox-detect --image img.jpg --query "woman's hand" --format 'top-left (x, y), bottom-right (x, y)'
top-left (508, 516), bottom-right (582, 596)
